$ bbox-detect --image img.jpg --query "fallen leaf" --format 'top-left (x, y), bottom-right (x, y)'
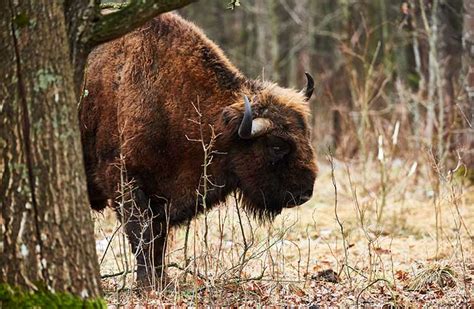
top-left (194, 277), bottom-right (205, 287)
top-left (374, 247), bottom-right (391, 255)
top-left (395, 270), bottom-right (409, 281)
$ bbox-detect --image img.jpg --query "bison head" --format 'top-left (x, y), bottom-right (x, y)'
top-left (220, 73), bottom-right (318, 220)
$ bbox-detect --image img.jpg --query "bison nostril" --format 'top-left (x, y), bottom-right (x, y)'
top-left (299, 197), bottom-right (309, 204)
top-left (284, 189), bottom-right (313, 207)
top-left (302, 189), bottom-right (313, 198)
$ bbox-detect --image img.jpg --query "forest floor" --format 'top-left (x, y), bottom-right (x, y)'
top-left (94, 158), bottom-right (473, 307)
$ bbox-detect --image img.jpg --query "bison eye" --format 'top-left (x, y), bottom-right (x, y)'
top-left (267, 136), bottom-right (291, 162)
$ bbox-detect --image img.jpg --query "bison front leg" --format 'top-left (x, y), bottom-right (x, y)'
top-left (116, 188), bottom-right (169, 289)
top-left (128, 218), bottom-right (168, 289)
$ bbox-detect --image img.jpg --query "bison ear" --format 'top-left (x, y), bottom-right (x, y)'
top-left (221, 105), bottom-right (244, 137)
top-left (221, 99), bottom-right (253, 138)
top-left (222, 104), bottom-right (241, 126)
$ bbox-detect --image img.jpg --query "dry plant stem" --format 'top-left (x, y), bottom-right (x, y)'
top-left (217, 224), bottom-right (292, 280)
top-left (161, 203), bottom-right (171, 290)
top-left (328, 153), bottom-right (352, 288)
top-left (448, 183), bottom-right (469, 299)
top-left (356, 278), bottom-right (393, 307)
top-left (118, 152), bottom-right (131, 292)
top-left (214, 207), bottom-right (226, 277)
top-left (186, 99), bottom-right (221, 303)
top-left (199, 120), bottom-right (210, 281)
top-left (304, 227), bottom-right (311, 287)
top-left (427, 150), bottom-right (443, 258)
top-left (183, 219), bottom-right (191, 283)
top-left (234, 193), bottom-right (250, 278)
top-left (96, 220), bottom-right (127, 289)
top-left (360, 41), bottom-right (382, 163)
top-left (193, 191), bottom-right (199, 301)
top-left (377, 150), bottom-right (387, 224)
top-left (346, 265), bottom-right (368, 280)
top-left (99, 222), bottom-right (123, 265)
top-left (345, 164), bottom-right (379, 282)
top-left (345, 165), bottom-right (368, 239)
top-left (288, 239), bottom-right (302, 281)
top-left (101, 270), bottom-right (134, 279)
top-left (264, 230), bottom-right (277, 290)
top-left (167, 262), bottom-right (206, 280)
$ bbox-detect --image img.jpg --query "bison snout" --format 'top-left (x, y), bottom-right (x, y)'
top-left (285, 187), bottom-right (314, 208)
top-left (299, 188), bottom-right (313, 203)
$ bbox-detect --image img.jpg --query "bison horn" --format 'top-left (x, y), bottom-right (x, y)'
top-left (238, 96), bottom-right (273, 139)
top-left (238, 95), bottom-right (253, 139)
top-left (304, 72), bottom-right (315, 101)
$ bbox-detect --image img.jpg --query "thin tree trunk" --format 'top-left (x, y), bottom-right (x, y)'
top-left (270, 0), bottom-right (282, 82)
top-left (436, 0), bottom-right (462, 161)
top-left (422, 0), bottom-right (462, 161)
top-left (255, 0), bottom-right (269, 77)
top-left (462, 0), bottom-right (474, 171)
top-left (270, 0), bottom-right (293, 85)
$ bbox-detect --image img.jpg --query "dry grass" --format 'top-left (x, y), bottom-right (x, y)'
top-left (94, 157), bottom-right (473, 307)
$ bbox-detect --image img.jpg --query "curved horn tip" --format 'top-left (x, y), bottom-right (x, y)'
top-left (238, 95), bottom-right (253, 139)
top-left (304, 72), bottom-right (315, 100)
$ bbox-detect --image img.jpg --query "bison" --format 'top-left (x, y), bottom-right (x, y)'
top-left (80, 13), bottom-right (318, 287)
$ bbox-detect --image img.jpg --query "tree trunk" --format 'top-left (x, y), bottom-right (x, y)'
top-left (462, 0), bottom-right (474, 173)
top-left (0, 0), bottom-right (101, 297)
top-left (1, 0), bottom-right (197, 301)
top-left (270, 0), bottom-right (293, 85)
top-left (435, 0), bottom-right (463, 161)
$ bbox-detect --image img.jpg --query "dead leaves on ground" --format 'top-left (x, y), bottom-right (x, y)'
top-left (101, 262), bottom-right (471, 307)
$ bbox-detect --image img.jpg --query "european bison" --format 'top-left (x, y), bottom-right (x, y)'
top-left (81, 13), bottom-right (318, 287)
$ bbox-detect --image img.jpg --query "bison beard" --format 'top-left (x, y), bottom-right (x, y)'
top-left (81, 13), bottom-right (318, 288)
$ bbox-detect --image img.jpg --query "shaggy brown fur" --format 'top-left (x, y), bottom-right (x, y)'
top-left (80, 13), bottom-right (317, 287)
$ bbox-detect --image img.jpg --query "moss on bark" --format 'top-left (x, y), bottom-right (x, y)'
top-left (0, 284), bottom-right (106, 308)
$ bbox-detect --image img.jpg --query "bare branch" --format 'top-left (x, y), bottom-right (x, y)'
top-left (88, 0), bottom-right (197, 47)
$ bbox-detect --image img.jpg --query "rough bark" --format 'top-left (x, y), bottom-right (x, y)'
top-left (64, 0), bottom-right (100, 96)
top-left (0, 1), bottom-right (101, 296)
top-left (1, 0), bottom-right (197, 300)
top-left (89, 0), bottom-right (197, 46)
